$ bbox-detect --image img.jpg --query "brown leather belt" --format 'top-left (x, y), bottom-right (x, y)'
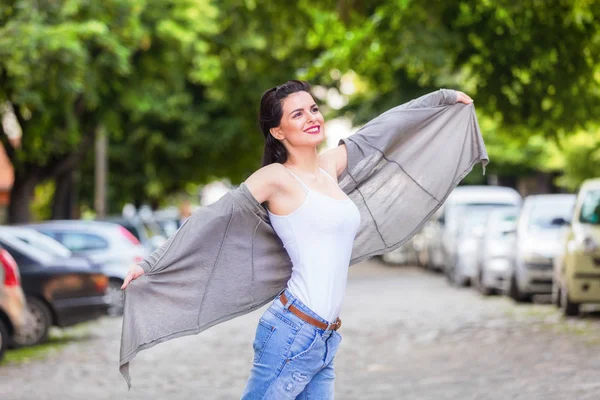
top-left (280, 292), bottom-right (342, 331)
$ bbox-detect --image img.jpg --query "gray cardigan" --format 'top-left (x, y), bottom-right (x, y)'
top-left (119, 89), bottom-right (488, 388)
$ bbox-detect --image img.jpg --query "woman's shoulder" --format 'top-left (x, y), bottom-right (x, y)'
top-left (319, 144), bottom-right (347, 179)
top-left (243, 163), bottom-right (289, 204)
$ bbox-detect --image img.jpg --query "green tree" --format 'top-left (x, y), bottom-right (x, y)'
top-left (304, 0), bottom-right (600, 185)
top-left (0, 0), bottom-right (221, 222)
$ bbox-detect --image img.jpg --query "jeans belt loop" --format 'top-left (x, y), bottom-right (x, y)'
top-left (282, 292), bottom-right (295, 311)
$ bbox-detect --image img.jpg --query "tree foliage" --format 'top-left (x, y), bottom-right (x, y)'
top-left (1, 0), bottom-right (599, 222)
top-left (304, 0), bottom-right (600, 184)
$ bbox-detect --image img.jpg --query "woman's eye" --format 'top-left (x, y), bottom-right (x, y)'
top-left (294, 112), bottom-right (302, 118)
top-left (312, 107), bottom-right (319, 113)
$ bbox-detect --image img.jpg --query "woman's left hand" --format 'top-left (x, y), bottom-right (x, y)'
top-left (456, 91), bottom-right (473, 104)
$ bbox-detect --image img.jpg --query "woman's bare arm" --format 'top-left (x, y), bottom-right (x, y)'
top-left (242, 163), bottom-right (286, 204)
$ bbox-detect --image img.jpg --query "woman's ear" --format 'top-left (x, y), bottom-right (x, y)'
top-left (270, 127), bottom-right (285, 141)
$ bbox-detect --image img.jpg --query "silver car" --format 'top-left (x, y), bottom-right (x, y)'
top-left (381, 238), bottom-right (419, 266)
top-left (508, 194), bottom-right (576, 302)
top-left (425, 186), bottom-right (522, 274)
top-left (473, 207), bottom-right (519, 295)
top-left (448, 206), bottom-right (505, 286)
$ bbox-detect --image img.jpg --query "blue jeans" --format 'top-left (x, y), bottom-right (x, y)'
top-left (241, 289), bottom-right (343, 399)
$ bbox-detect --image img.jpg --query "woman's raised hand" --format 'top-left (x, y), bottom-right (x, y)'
top-left (456, 91), bottom-right (473, 104)
top-left (121, 264), bottom-right (146, 290)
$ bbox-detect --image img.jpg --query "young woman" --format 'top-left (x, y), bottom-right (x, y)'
top-left (121, 80), bottom-right (473, 398)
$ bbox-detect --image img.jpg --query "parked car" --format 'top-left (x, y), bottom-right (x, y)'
top-left (1, 226), bottom-right (126, 316)
top-left (0, 245), bottom-right (27, 360)
top-left (101, 215), bottom-right (167, 252)
top-left (412, 228), bottom-right (430, 268)
top-left (24, 220), bottom-right (149, 315)
top-left (381, 238), bottom-right (419, 265)
top-left (424, 186), bottom-right (522, 275)
top-left (473, 207), bottom-right (520, 295)
top-left (553, 179), bottom-right (600, 316)
top-left (152, 206), bottom-right (183, 238)
top-left (24, 220), bottom-right (148, 316)
top-left (0, 233), bottom-right (109, 346)
top-left (0, 226), bottom-right (72, 259)
top-left (509, 194), bottom-right (576, 303)
top-left (447, 207), bottom-right (502, 286)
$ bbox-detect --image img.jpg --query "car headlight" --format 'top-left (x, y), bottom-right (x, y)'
top-left (577, 236), bottom-right (599, 253)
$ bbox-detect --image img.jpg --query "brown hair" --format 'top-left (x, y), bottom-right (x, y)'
top-left (258, 80), bottom-right (312, 166)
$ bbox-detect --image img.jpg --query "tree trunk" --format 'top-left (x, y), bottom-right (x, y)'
top-left (51, 169), bottom-right (77, 220)
top-left (7, 170), bottom-right (39, 224)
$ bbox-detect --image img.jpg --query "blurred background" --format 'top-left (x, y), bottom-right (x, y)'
top-left (0, 1), bottom-right (599, 399)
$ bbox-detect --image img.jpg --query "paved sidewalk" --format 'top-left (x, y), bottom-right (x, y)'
top-left (1, 259), bottom-right (599, 399)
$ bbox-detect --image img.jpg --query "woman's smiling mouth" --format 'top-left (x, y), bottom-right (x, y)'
top-left (304, 125), bottom-right (321, 134)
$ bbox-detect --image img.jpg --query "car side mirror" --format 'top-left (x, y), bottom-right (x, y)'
top-left (501, 228), bottom-right (516, 236)
top-left (550, 217), bottom-right (570, 226)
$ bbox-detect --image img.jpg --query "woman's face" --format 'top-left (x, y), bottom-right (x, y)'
top-left (271, 91), bottom-right (325, 147)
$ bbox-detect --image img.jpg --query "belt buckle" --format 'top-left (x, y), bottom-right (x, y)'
top-left (330, 318), bottom-right (341, 331)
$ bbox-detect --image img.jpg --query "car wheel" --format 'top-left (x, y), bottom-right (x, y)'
top-left (12, 297), bottom-right (52, 347)
top-left (0, 319), bottom-right (9, 362)
top-left (551, 282), bottom-right (562, 308)
top-left (508, 275), bottom-right (531, 303)
top-left (560, 285), bottom-right (579, 316)
top-left (452, 266), bottom-right (468, 288)
top-left (107, 279), bottom-right (125, 317)
top-left (476, 270), bottom-right (493, 296)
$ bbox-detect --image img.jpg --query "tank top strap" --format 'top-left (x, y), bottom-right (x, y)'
top-left (283, 167), bottom-right (310, 194)
top-left (319, 167), bottom-right (338, 184)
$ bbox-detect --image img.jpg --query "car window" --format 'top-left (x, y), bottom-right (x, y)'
top-left (579, 189), bottom-right (600, 225)
top-left (13, 232), bottom-right (72, 258)
top-left (39, 230), bottom-right (60, 240)
top-left (527, 201), bottom-right (574, 231)
top-left (1, 243), bottom-right (35, 267)
top-left (121, 224), bottom-right (142, 240)
top-left (488, 210), bottom-right (518, 233)
top-left (60, 232), bottom-right (109, 251)
top-left (448, 203), bottom-right (513, 231)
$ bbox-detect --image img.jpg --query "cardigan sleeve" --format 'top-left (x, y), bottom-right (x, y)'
top-left (396, 88), bottom-right (458, 110)
top-left (338, 100), bottom-right (488, 266)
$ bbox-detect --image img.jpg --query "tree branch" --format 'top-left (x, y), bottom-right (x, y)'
top-left (0, 122), bottom-right (15, 163)
top-left (42, 127), bottom-right (96, 180)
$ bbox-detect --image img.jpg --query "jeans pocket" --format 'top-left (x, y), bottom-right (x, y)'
top-left (252, 318), bottom-right (276, 364)
top-left (333, 330), bottom-right (342, 342)
top-left (286, 325), bottom-right (322, 362)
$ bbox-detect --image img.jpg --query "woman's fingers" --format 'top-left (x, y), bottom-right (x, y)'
top-left (121, 272), bottom-right (133, 290)
top-left (456, 91), bottom-right (473, 104)
top-left (121, 265), bottom-right (146, 290)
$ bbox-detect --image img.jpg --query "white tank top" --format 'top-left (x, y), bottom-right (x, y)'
top-left (267, 167), bottom-right (361, 322)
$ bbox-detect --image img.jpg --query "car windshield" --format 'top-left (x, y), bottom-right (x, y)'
top-left (10, 230), bottom-right (72, 258)
top-left (0, 234), bottom-right (56, 265)
top-left (461, 210), bottom-right (490, 232)
top-left (527, 200), bottom-right (574, 232)
top-left (448, 203), bottom-right (514, 231)
top-left (579, 189), bottom-right (600, 225)
top-left (487, 210), bottom-right (518, 234)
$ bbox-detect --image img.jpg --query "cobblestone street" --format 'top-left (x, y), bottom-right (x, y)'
top-left (2, 258), bottom-right (600, 400)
